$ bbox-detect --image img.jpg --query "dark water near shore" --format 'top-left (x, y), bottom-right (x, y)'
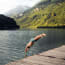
top-left (0, 29), bottom-right (65, 65)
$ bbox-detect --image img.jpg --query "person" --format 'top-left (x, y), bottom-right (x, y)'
top-left (25, 33), bottom-right (46, 56)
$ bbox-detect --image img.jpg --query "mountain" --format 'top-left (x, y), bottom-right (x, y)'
top-left (0, 14), bottom-right (19, 30)
top-left (13, 0), bottom-right (65, 29)
top-left (6, 6), bottom-right (30, 18)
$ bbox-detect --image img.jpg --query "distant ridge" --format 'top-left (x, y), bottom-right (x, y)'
top-left (0, 14), bottom-right (19, 30)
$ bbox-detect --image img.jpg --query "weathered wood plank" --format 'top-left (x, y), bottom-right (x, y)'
top-left (23, 57), bottom-right (55, 65)
top-left (54, 45), bottom-right (65, 52)
top-left (5, 45), bottom-right (65, 65)
top-left (39, 45), bottom-right (65, 59)
top-left (23, 55), bottom-right (65, 65)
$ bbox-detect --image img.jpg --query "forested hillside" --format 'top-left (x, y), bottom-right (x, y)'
top-left (14, 0), bottom-right (65, 29)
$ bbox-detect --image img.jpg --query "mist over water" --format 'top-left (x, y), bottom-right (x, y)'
top-left (0, 29), bottom-right (65, 65)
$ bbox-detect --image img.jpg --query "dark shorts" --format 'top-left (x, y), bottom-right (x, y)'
top-left (29, 38), bottom-right (37, 43)
top-left (27, 38), bottom-right (37, 48)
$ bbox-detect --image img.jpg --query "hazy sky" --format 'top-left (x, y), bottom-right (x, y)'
top-left (0, 0), bottom-right (40, 14)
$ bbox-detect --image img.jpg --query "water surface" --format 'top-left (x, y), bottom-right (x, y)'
top-left (0, 29), bottom-right (65, 65)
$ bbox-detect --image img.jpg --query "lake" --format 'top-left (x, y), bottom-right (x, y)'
top-left (0, 29), bottom-right (65, 65)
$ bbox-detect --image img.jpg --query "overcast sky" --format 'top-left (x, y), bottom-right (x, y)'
top-left (0, 0), bottom-right (40, 14)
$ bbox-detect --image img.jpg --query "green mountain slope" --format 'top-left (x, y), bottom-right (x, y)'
top-left (15, 0), bottom-right (65, 29)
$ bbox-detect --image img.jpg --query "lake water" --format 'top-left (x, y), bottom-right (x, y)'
top-left (0, 29), bottom-right (65, 65)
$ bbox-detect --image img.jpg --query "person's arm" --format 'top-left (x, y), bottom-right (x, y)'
top-left (34, 33), bottom-right (46, 41)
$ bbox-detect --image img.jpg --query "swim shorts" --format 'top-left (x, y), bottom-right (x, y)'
top-left (29, 38), bottom-right (37, 42)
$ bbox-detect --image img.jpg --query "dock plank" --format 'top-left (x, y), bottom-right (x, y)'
top-left (39, 45), bottom-right (65, 59)
top-left (54, 46), bottom-right (65, 52)
top-left (23, 55), bottom-right (65, 65)
top-left (5, 45), bottom-right (65, 65)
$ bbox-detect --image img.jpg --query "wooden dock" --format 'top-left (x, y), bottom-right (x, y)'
top-left (5, 45), bottom-right (65, 65)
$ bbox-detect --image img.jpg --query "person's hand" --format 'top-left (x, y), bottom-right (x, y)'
top-left (41, 33), bottom-right (46, 37)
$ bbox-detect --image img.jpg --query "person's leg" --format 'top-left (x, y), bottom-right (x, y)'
top-left (25, 47), bottom-right (29, 56)
top-left (25, 42), bottom-right (34, 56)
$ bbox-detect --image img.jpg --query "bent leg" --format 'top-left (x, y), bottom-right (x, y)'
top-left (25, 42), bottom-right (34, 56)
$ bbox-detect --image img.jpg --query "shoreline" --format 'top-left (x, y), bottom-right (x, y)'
top-left (37, 26), bottom-right (65, 29)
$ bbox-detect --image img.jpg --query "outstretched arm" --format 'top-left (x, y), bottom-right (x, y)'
top-left (34, 33), bottom-right (46, 41)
